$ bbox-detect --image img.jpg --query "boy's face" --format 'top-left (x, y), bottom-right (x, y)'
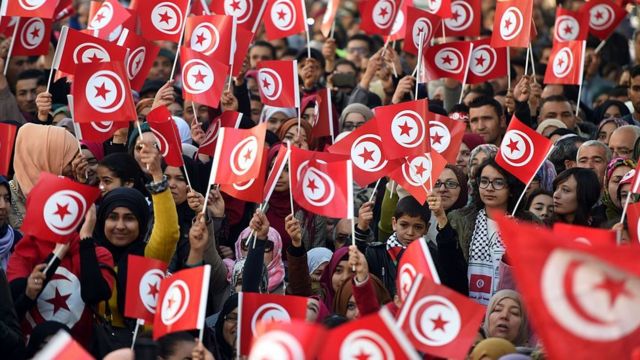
top-left (392, 215), bottom-right (428, 246)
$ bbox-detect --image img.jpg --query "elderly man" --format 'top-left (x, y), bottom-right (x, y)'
top-left (576, 140), bottom-right (612, 186)
top-left (608, 125), bottom-right (640, 159)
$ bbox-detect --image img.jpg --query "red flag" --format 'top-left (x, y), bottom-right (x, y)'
top-left (429, 113), bottom-right (465, 163)
top-left (290, 147), bottom-right (354, 218)
top-left (388, 0), bottom-right (413, 41)
top-left (552, 222), bottom-right (618, 247)
top-left (238, 292), bottom-right (308, 356)
top-left (93, 7), bottom-right (136, 42)
top-left (146, 105), bottom-right (185, 168)
top-left (249, 320), bottom-right (326, 360)
top-left (257, 60), bottom-right (300, 108)
top-left (0, 0), bottom-right (57, 19)
top-left (397, 274), bottom-right (485, 359)
top-left (124, 255), bottom-right (168, 322)
top-left (87, 0), bottom-right (131, 36)
top-left (263, 144), bottom-right (291, 204)
top-left (310, 88), bottom-right (334, 139)
top-left (321, 308), bottom-right (420, 360)
top-left (425, 0), bottom-right (452, 18)
top-left (373, 99), bottom-right (431, 159)
top-left (424, 40), bottom-right (473, 82)
top-left (627, 202), bottom-right (640, 244)
top-left (197, 111), bottom-right (243, 156)
top-left (52, 26), bottom-right (129, 76)
top-left (397, 239), bottom-right (441, 301)
top-left (554, 7), bottom-right (590, 42)
top-left (180, 46), bottom-right (229, 109)
top-left (496, 116), bottom-right (553, 184)
top-left (231, 25), bottom-right (254, 76)
top-left (327, 119), bottom-right (403, 187)
top-left (443, 0), bottom-right (481, 37)
top-left (582, 0), bottom-right (627, 41)
top-left (72, 61), bottom-right (137, 123)
top-left (220, 150), bottom-right (267, 203)
top-left (0, 122), bottom-right (17, 176)
top-left (359, 0), bottom-right (400, 36)
top-left (466, 38), bottom-right (508, 85)
top-left (33, 330), bottom-right (94, 360)
top-left (497, 215), bottom-right (640, 360)
top-left (67, 94), bottom-right (129, 144)
top-left (389, 151), bottom-right (448, 204)
top-left (190, 0), bottom-right (210, 16)
top-left (11, 17), bottom-right (52, 56)
top-left (490, 0), bottom-right (533, 48)
top-left (21, 173), bottom-right (101, 243)
top-left (320, 0), bottom-right (340, 38)
top-left (153, 265), bottom-right (211, 339)
top-left (138, 0), bottom-right (189, 42)
top-left (543, 40), bottom-right (585, 86)
top-left (210, 0), bottom-right (267, 33)
top-left (185, 14), bottom-right (235, 64)
top-left (264, 0), bottom-right (307, 40)
top-left (118, 29), bottom-right (161, 92)
top-left (209, 123), bottom-right (267, 185)
top-left (0, 16), bottom-right (17, 37)
top-left (402, 7), bottom-right (442, 56)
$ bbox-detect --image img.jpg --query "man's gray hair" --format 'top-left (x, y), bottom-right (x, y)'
top-left (577, 140), bottom-right (612, 163)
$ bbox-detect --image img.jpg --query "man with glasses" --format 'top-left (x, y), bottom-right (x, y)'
top-left (345, 34), bottom-right (372, 71)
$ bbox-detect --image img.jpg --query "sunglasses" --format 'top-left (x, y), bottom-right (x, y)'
top-left (241, 239), bottom-right (274, 253)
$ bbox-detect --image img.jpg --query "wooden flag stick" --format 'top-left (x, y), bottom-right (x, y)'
top-left (329, 21), bottom-right (336, 39)
top-left (511, 145), bottom-right (555, 216)
top-left (575, 40), bottom-right (587, 117)
top-left (506, 46), bottom-right (511, 90)
top-left (130, 319), bottom-right (144, 350)
top-left (4, 19), bottom-right (19, 76)
top-left (169, 3), bottom-right (190, 81)
top-left (414, 33), bottom-right (424, 100)
top-left (524, 45), bottom-right (531, 76)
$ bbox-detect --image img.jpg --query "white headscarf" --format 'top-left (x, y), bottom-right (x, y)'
top-left (172, 116), bottom-right (192, 143)
top-left (259, 106), bottom-right (297, 124)
top-left (306, 247), bottom-right (333, 275)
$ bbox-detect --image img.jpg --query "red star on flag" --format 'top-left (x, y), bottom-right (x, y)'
top-left (87, 53), bottom-right (103, 63)
top-left (414, 162), bottom-right (428, 177)
top-left (95, 12), bottom-right (106, 23)
top-left (243, 149), bottom-right (252, 161)
top-left (594, 276), bottom-right (632, 308)
top-left (193, 70), bottom-right (207, 84)
top-left (167, 295), bottom-right (177, 309)
top-left (95, 83), bottom-right (111, 99)
top-left (504, 18), bottom-right (512, 30)
top-left (563, 24), bottom-right (573, 35)
top-left (359, 147), bottom-right (375, 163)
top-left (159, 11), bottom-right (173, 24)
top-left (230, 0), bottom-right (242, 11)
top-left (557, 57), bottom-right (565, 68)
top-left (355, 349), bottom-right (371, 360)
top-left (53, 203), bottom-right (71, 221)
top-left (431, 131), bottom-right (444, 145)
top-left (442, 54), bottom-right (454, 65)
top-left (474, 55), bottom-right (486, 67)
top-left (148, 282), bottom-right (160, 298)
top-left (307, 179), bottom-right (319, 193)
top-left (432, 313), bottom-right (449, 331)
top-left (195, 32), bottom-right (207, 46)
top-left (261, 78), bottom-right (271, 89)
top-left (398, 121), bottom-right (413, 136)
top-left (378, 6), bottom-right (389, 18)
top-left (45, 288), bottom-right (71, 315)
top-left (506, 139), bottom-right (520, 153)
top-left (595, 11), bottom-right (603, 20)
top-left (277, 9), bottom-right (287, 20)
top-left (452, 10), bottom-right (461, 22)
top-left (30, 27), bottom-right (40, 39)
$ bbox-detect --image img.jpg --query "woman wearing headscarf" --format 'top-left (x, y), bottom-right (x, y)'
top-left (9, 124), bottom-right (79, 230)
top-left (603, 157), bottom-right (636, 221)
top-left (483, 290), bottom-right (529, 347)
top-left (0, 177), bottom-right (21, 271)
top-left (467, 144), bottom-right (499, 201)
top-left (259, 106), bottom-right (297, 134)
top-left (80, 140), bottom-right (105, 186)
top-left (172, 116), bottom-right (192, 144)
top-left (277, 118), bottom-right (313, 150)
top-left (307, 247), bottom-right (332, 295)
top-left (526, 160), bottom-right (557, 196)
top-left (234, 226), bottom-right (285, 293)
top-left (211, 294), bottom-right (238, 360)
top-left (338, 103), bottom-right (374, 133)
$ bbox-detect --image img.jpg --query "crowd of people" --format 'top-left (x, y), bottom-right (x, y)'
top-left (0, 0), bottom-right (639, 359)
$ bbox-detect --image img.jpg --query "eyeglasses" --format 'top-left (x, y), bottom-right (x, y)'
top-left (342, 122), bottom-right (365, 131)
top-left (479, 177), bottom-right (507, 190)
top-left (241, 239), bottom-right (274, 253)
top-left (335, 233), bottom-right (351, 243)
top-left (434, 180), bottom-right (460, 189)
top-left (224, 313), bottom-right (238, 323)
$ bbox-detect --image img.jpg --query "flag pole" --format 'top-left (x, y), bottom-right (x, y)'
top-left (130, 319), bottom-right (143, 350)
top-left (511, 145), bottom-right (555, 216)
top-left (441, 20), bottom-right (446, 41)
top-left (594, 39), bottom-right (607, 54)
top-left (506, 46), bottom-right (511, 90)
top-left (524, 44), bottom-right (531, 76)
top-left (619, 191), bottom-right (633, 228)
top-left (296, 107), bottom-right (301, 138)
top-left (329, 21), bottom-right (336, 39)
top-left (414, 33), bottom-right (424, 100)
top-left (529, 44), bottom-right (536, 80)
top-left (192, 102), bottom-right (199, 124)
top-left (368, 178), bottom-right (382, 202)
top-left (3, 18), bottom-right (19, 76)
top-left (169, 3), bottom-right (190, 82)
top-left (46, 42), bottom-right (62, 93)
top-left (287, 148), bottom-right (295, 217)
top-left (302, 0), bottom-right (311, 58)
top-left (458, 43), bottom-right (474, 104)
top-left (575, 40), bottom-right (587, 117)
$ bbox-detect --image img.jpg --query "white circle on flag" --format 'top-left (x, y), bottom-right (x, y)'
top-left (20, 17), bottom-right (45, 50)
top-left (389, 8), bottom-right (405, 36)
top-left (553, 47), bottom-right (574, 79)
top-left (398, 262), bottom-right (417, 301)
top-left (229, 136), bottom-right (259, 176)
top-left (391, 110), bottom-right (426, 149)
top-left (225, 0), bottom-right (253, 24)
top-left (258, 68), bottom-right (283, 101)
top-left (127, 46), bottom-right (146, 80)
top-left (500, 129), bottom-right (534, 167)
top-left (190, 23), bottom-right (220, 55)
top-left (18, 0), bottom-right (46, 11)
top-left (429, 120), bottom-right (451, 154)
top-left (73, 43), bottom-right (110, 64)
top-left (412, 18), bottom-right (433, 50)
top-left (589, 4), bottom-right (615, 31)
top-left (444, 1), bottom-right (474, 32)
top-left (499, 6), bottom-right (524, 41)
top-left (372, 0), bottom-right (396, 29)
top-left (434, 47), bottom-right (465, 74)
top-left (401, 154), bottom-right (432, 187)
top-left (161, 280), bottom-right (190, 325)
top-left (426, 0), bottom-right (443, 13)
top-left (410, 295), bottom-right (462, 346)
top-left (249, 330), bottom-right (305, 360)
top-left (270, 0), bottom-right (297, 31)
top-left (340, 330), bottom-right (394, 360)
top-left (89, 2), bottom-right (113, 30)
top-left (139, 269), bottom-right (164, 313)
top-left (351, 134), bottom-right (387, 172)
top-left (85, 70), bottom-right (126, 114)
top-left (297, 160), bottom-right (336, 207)
top-left (90, 121), bottom-right (114, 133)
top-left (251, 303), bottom-right (292, 335)
top-left (43, 190), bottom-right (87, 236)
top-left (151, 2), bottom-right (183, 35)
top-left (555, 15), bottom-right (580, 42)
top-left (470, 45), bottom-right (497, 77)
top-left (182, 59), bottom-right (214, 94)
top-left (150, 127), bottom-right (171, 158)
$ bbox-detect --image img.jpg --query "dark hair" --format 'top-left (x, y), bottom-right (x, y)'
top-left (552, 168), bottom-right (600, 226)
top-left (548, 135), bottom-right (584, 174)
top-left (333, 58), bottom-right (359, 74)
top-left (449, 103), bottom-right (469, 115)
top-left (250, 40), bottom-right (276, 59)
top-left (548, 128), bottom-right (577, 139)
top-left (347, 34), bottom-right (373, 52)
top-left (157, 332), bottom-right (196, 358)
top-left (525, 188), bottom-right (553, 213)
top-left (540, 95), bottom-right (572, 110)
top-left (629, 65), bottom-right (640, 79)
top-left (472, 158), bottom-right (525, 214)
top-left (17, 69), bottom-right (46, 82)
top-left (98, 153), bottom-right (146, 193)
top-left (594, 100), bottom-right (631, 122)
top-left (442, 164), bottom-right (469, 212)
top-left (468, 82), bottom-right (494, 98)
top-left (323, 314), bottom-right (349, 329)
top-left (468, 96), bottom-right (503, 118)
top-left (393, 196), bottom-right (430, 225)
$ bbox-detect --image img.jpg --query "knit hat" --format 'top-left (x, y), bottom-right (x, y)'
top-left (338, 103), bottom-right (374, 131)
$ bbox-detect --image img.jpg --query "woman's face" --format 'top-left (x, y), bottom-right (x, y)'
top-left (345, 295), bottom-right (359, 320)
top-left (302, 107), bottom-right (315, 125)
top-left (266, 112), bottom-right (289, 133)
top-left (528, 194), bottom-right (554, 220)
top-left (597, 122), bottom-right (618, 145)
top-left (164, 340), bottom-right (196, 360)
top-left (479, 165), bottom-right (510, 210)
top-left (488, 298), bottom-right (523, 344)
top-left (134, 132), bottom-right (157, 174)
top-left (341, 112), bottom-right (366, 132)
top-left (104, 207), bottom-right (140, 247)
top-left (165, 166), bottom-right (188, 205)
top-left (604, 105), bottom-right (622, 119)
top-left (97, 166), bottom-right (127, 196)
top-left (223, 308), bottom-right (238, 347)
top-left (470, 151), bottom-right (490, 179)
top-left (306, 297), bottom-right (320, 322)
top-left (608, 166), bottom-right (632, 207)
top-left (311, 261), bottom-right (328, 282)
top-left (240, 239), bottom-right (275, 265)
top-left (620, 183), bottom-right (631, 204)
top-left (274, 161), bottom-right (289, 192)
top-left (436, 168), bottom-right (462, 211)
top-left (553, 175), bottom-right (579, 217)
top-left (284, 126), bottom-right (308, 145)
top-left (331, 260), bottom-right (351, 293)
top-left (456, 142), bottom-right (470, 175)
top-left (81, 149), bottom-right (99, 185)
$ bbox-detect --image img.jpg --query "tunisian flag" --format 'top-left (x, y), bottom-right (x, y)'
top-left (497, 215), bottom-right (640, 360)
top-left (264, 0), bottom-right (307, 40)
top-left (429, 113), bottom-right (465, 163)
top-left (257, 60), bottom-right (300, 108)
top-left (467, 38), bottom-right (508, 85)
top-left (208, 123), bottom-right (268, 185)
top-left (180, 47), bottom-right (229, 109)
top-left (552, 223), bottom-right (618, 247)
top-left (490, 0), bottom-right (533, 48)
top-left (68, 94), bottom-right (129, 144)
top-left (263, 144), bottom-right (291, 204)
top-left (0, 122), bottom-right (17, 176)
top-left (21, 173), bottom-right (101, 243)
top-left (397, 274), bottom-right (485, 359)
top-left (124, 255), bottom-right (168, 322)
top-left (443, 0), bottom-right (481, 37)
top-left (389, 151), bottom-right (448, 204)
top-left (496, 116), bottom-right (553, 184)
top-left (153, 265), bottom-right (211, 339)
top-left (210, 0), bottom-right (267, 33)
top-left (544, 40), bottom-right (585, 85)
top-left (320, 0), bottom-right (340, 38)
top-left (397, 239), bottom-right (441, 301)
top-left (11, 17), bottom-right (52, 56)
top-left (118, 29), bottom-right (160, 92)
top-left (626, 202), bottom-right (640, 244)
top-left (424, 41), bottom-right (473, 82)
top-left (402, 7), bottom-right (442, 56)
top-left (554, 7), bottom-right (590, 42)
top-left (0, 0), bottom-right (58, 18)
top-left (87, 0), bottom-right (131, 36)
top-left (290, 147), bottom-right (354, 219)
top-left (138, 0), bottom-right (189, 42)
top-left (33, 331), bottom-right (93, 360)
top-left (146, 105), bottom-right (185, 168)
top-left (238, 292), bottom-right (309, 356)
top-left (374, 99), bottom-right (431, 159)
top-left (321, 308), bottom-right (420, 360)
top-left (582, 0), bottom-right (627, 41)
top-left (185, 15), bottom-right (235, 65)
top-left (249, 320), bottom-right (326, 360)
top-left (220, 151), bottom-right (267, 204)
top-left (197, 111), bottom-right (243, 156)
top-left (311, 88), bottom-right (335, 139)
top-left (359, 0), bottom-right (400, 36)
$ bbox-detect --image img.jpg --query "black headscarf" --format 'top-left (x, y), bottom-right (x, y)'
top-left (214, 294), bottom-right (238, 360)
top-left (25, 321), bottom-right (71, 358)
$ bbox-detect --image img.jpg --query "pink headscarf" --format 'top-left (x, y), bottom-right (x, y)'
top-left (235, 226), bottom-right (285, 292)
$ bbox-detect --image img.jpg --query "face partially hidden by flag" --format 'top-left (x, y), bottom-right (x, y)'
top-left (359, 0), bottom-right (400, 36)
top-left (125, 254), bottom-right (168, 323)
top-left (146, 105), bottom-right (185, 168)
top-left (490, 0), bottom-right (534, 48)
top-left (21, 173), bottom-right (101, 243)
top-left (496, 215), bottom-right (640, 360)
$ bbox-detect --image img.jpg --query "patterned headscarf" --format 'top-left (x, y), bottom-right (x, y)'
top-left (603, 157), bottom-right (637, 218)
top-left (533, 160), bottom-right (557, 192)
top-left (235, 227), bottom-right (285, 292)
top-left (467, 144), bottom-right (498, 177)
